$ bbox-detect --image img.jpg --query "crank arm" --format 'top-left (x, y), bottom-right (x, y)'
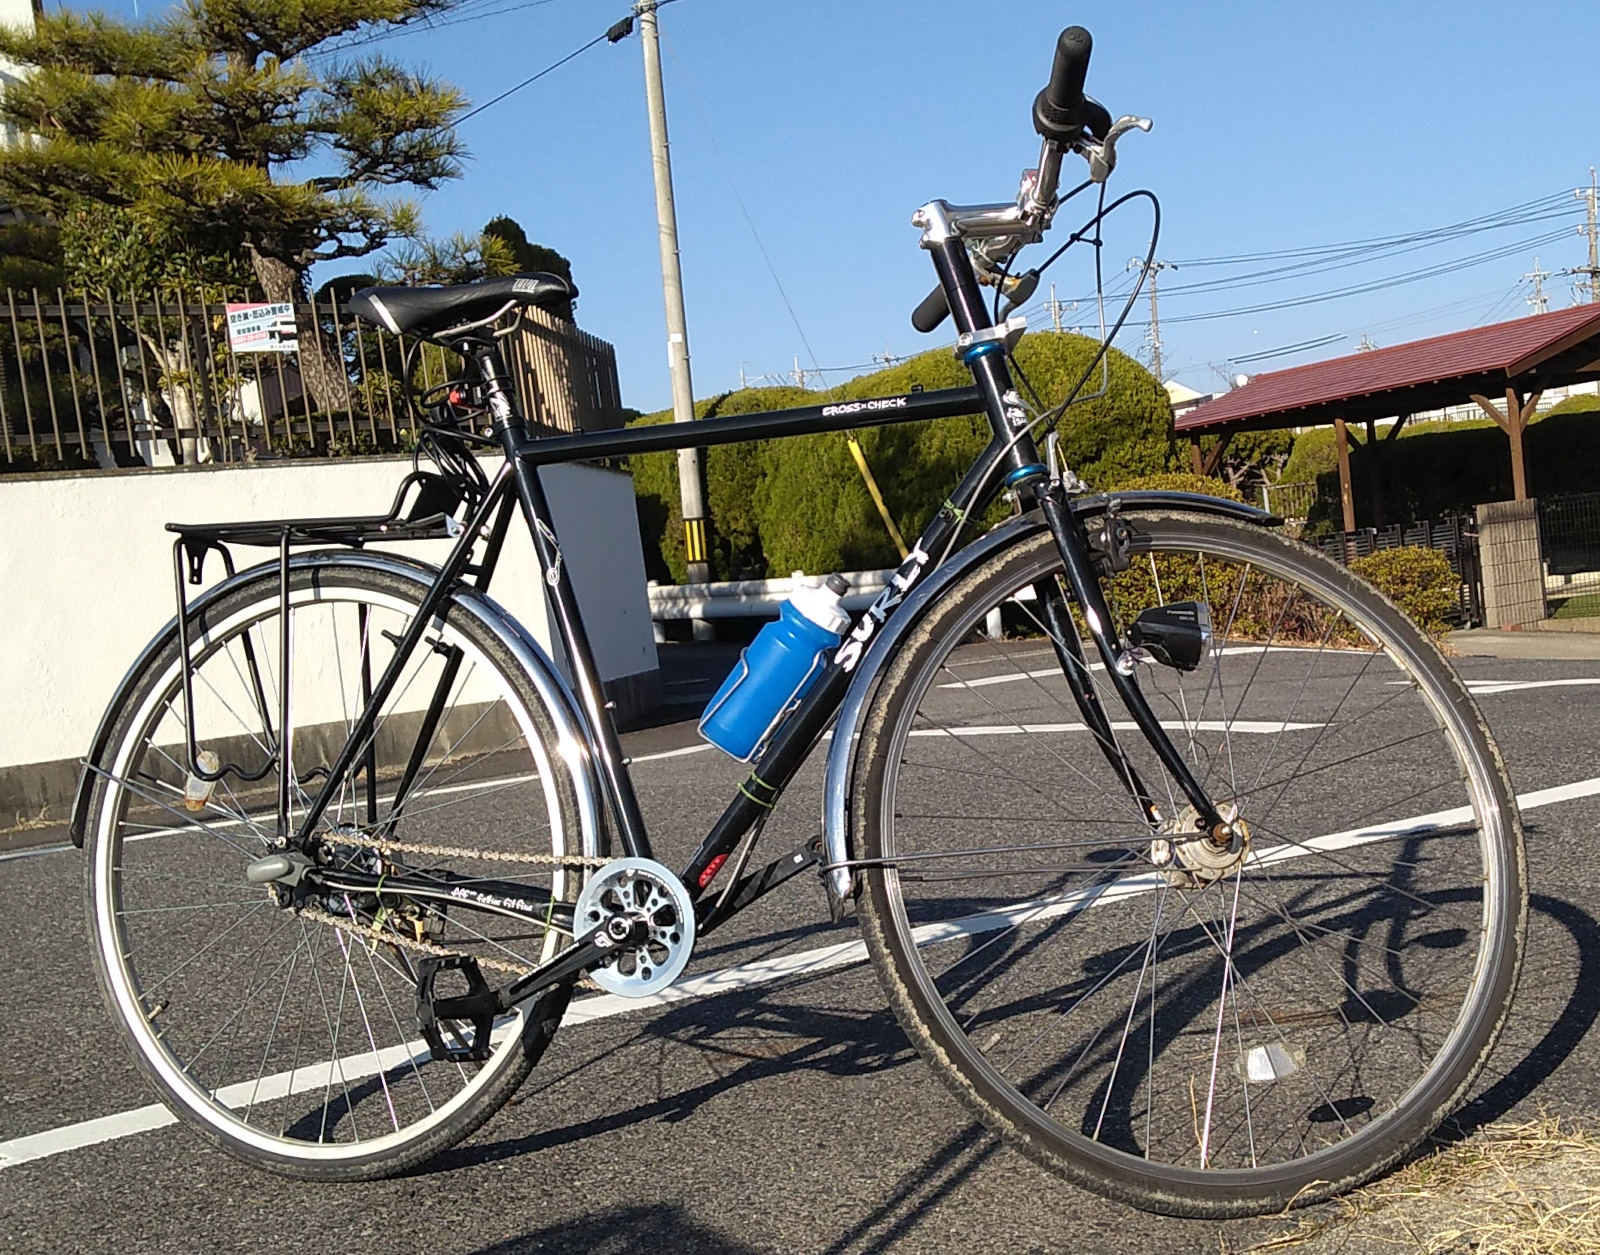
top-left (497, 916), bottom-right (651, 1009)
top-left (1034, 481), bottom-right (1223, 830)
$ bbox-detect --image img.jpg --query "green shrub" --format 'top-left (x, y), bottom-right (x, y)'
top-left (1544, 393), bottom-right (1600, 417)
top-left (1109, 472), bottom-right (1244, 502)
top-left (630, 331), bottom-right (1173, 581)
top-left (1349, 546), bottom-right (1458, 635)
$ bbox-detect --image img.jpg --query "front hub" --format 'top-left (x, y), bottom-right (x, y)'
top-left (1148, 803), bottom-right (1251, 888)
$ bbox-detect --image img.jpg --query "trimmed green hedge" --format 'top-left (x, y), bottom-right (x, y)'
top-left (1109, 471), bottom-right (1245, 502)
top-left (1349, 546), bottom-right (1458, 636)
top-left (1281, 407), bottom-right (1600, 532)
top-left (631, 332), bottom-right (1172, 582)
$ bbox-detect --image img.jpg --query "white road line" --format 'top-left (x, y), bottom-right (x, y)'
top-left (908, 720), bottom-right (1321, 738)
top-left (1384, 677), bottom-right (1600, 696)
top-left (1466, 678), bottom-right (1600, 695)
top-left (6, 771), bottom-right (1599, 1172)
top-left (0, 842), bottom-right (75, 864)
top-left (939, 646), bottom-right (1336, 689)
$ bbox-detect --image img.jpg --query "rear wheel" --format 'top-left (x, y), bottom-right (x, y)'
top-left (855, 513), bottom-right (1525, 1217)
top-left (85, 558), bottom-right (592, 1180)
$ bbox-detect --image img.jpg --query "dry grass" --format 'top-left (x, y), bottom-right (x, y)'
top-left (1, 804), bottom-right (54, 835)
top-left (1243, 1116), bottom-right (1600, 1254)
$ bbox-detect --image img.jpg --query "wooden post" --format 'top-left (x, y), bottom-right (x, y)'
top-left (1506, 386), bottom-right (1528, 501)
top-left (1470, 388), bottom-right (1542, 502)
top-left (1189, 434), bottom-right (1204, 476)
top-left (1365, 416), bottom-right (1384, 527)
top-left (1334, 416), bottom-right (1357, 534)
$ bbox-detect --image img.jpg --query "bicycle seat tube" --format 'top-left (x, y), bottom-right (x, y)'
top-left (476, 341), bottom-right (654, 860)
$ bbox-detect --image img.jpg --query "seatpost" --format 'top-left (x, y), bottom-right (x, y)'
top-left (473, 343), bottom-right (655, 860)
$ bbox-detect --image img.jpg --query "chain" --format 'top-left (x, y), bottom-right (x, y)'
top-left (290, 835), bottom-right (613, 987)
top-left (331, 830), bottom-right (613, 869)
top-left (297, 904), bottom-right (533, 975)
top-left (297, 903), bottom-right (606, 992)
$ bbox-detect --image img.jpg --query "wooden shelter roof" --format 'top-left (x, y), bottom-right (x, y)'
top-left (1176, 304), bottom-right (1600, 434)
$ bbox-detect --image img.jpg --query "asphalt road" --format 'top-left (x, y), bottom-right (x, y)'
top-left (3, 644), bottom-right (1600, 1254)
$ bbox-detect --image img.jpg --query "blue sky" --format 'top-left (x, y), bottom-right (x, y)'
top-left (97, 0), bottom-right (1600, 409)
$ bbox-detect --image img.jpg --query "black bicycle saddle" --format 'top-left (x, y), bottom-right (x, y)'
top-left (347, 272), bottom-right (577, 337)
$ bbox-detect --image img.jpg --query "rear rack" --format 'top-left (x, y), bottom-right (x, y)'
top-left (161, 470), bottom-right (474, 829)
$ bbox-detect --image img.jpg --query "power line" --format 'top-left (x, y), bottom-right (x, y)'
top-left (1167, 192), bottom-right (1574, 268)
top-left (1228, 333), bottom-right (1346, 365)
top-left (315, 0), bottom-right (577, 56)
top-left (453, 28), bottom-right (610, 125)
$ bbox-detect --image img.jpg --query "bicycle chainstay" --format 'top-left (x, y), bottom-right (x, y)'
top-left (295, 832), bottom-right (614, 980)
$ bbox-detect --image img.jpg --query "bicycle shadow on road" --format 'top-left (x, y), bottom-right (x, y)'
top-left (1440, 890), bottom-right (1600, 1140)
top-left (427, 967), bottom-right (1040, 1251)
top-left (422, 977), bottom-right (920, 1175)
top-left (461, 1202), bottom-right (764, 1255)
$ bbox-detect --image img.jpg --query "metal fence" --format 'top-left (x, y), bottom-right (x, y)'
top-left (1259, 478), bottom-right (1321, 523)
top-left (1539, 491), bottom-right (1600, 605)
top-left (1318, 514), bottom-right (1483, 627)
top-left (0, 287), bottom-right (625, 471)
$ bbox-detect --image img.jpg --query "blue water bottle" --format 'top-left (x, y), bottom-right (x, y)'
top-left (699, 574), bottom-right (852, 761)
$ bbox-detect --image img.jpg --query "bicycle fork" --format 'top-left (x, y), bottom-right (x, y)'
top-left (1031, 478), bottom-right (1224, 835)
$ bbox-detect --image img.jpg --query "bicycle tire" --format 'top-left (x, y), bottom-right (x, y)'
top-left (84, 557), bottom-right (590, 1180)
top-left (853, 511), bottom-right (1525, 1217)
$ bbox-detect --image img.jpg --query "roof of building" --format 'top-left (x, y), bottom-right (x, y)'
top-left (1176, 303), bottom-right (1600, 434)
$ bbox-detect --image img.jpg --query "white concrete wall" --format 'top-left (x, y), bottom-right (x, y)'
top-left (0, 0), bottom-right (35, 149)
top-left (0, 456), bottom-right (657, 781)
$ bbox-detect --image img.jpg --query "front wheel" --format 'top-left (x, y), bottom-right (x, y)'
top-left (854, 512), bottom-right (1525, 1217)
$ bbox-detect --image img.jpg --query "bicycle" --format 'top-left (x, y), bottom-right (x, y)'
top-left (72, 25), bottom-right (1525, 1219)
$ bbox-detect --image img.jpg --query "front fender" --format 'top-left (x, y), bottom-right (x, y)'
top-left (820, 491), bottom-right (1276, 910)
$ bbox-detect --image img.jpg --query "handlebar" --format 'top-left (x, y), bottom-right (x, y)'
top-left (911, 286), bottom-right (951, 335)
top-left (908, 23), bottom-right (1149, 333)
top-left (1047, 26), bottom-right (1091, 110)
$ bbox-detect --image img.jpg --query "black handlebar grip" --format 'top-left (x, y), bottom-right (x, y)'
top-left (1044, 26), bottom-right (1092, 112)
top-left (912, 284), bottom-right (950, 334)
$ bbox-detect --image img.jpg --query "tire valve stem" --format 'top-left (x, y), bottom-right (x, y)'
top-left (184, 749), bottom-right (221, 812)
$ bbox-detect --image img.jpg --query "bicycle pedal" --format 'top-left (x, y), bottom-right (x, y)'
top-left (415, 955), bottom-right (499, 1063)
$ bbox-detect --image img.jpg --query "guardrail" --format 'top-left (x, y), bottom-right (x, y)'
top-left (648, 571), bottom-right (894, 632)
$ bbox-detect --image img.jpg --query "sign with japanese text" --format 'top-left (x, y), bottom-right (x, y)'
top-left (225, 302), bottom-right (299, 353)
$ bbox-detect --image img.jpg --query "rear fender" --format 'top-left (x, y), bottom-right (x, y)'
top-left (819, 491), bottom-right (1276, 910)
top-left (70, 550), bottom-right (605, 862)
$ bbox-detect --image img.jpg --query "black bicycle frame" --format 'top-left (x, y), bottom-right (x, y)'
top-left (276, 239), bottom-right (1224, 996)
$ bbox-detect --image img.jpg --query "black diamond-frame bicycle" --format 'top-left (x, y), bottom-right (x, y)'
top-left (73, 27), bottom-right (1525, 1218)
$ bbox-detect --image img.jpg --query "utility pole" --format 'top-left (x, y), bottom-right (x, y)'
top-left (1128, 258), bottom-right (1175, 384)
top-left (1577, 168), bottom-right (1600, 304)
top-left (1523, 257), bottom-right (1551, 315)
top-left (1050, 282), bottom-right (1063, 332)
top-left (632, 0), bottom-right (712, 591)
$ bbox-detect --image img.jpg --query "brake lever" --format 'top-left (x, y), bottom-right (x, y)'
top-left (1083, 114), bottom-right (1152, 184)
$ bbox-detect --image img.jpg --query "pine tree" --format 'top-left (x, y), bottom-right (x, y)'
top-left (0, 0), bottom-right (468, 410)
top-left (482, 215), bottom-right (574, 317)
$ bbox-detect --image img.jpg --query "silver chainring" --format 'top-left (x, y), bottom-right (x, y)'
top-left (574, 857), bottom-right (696, 997)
